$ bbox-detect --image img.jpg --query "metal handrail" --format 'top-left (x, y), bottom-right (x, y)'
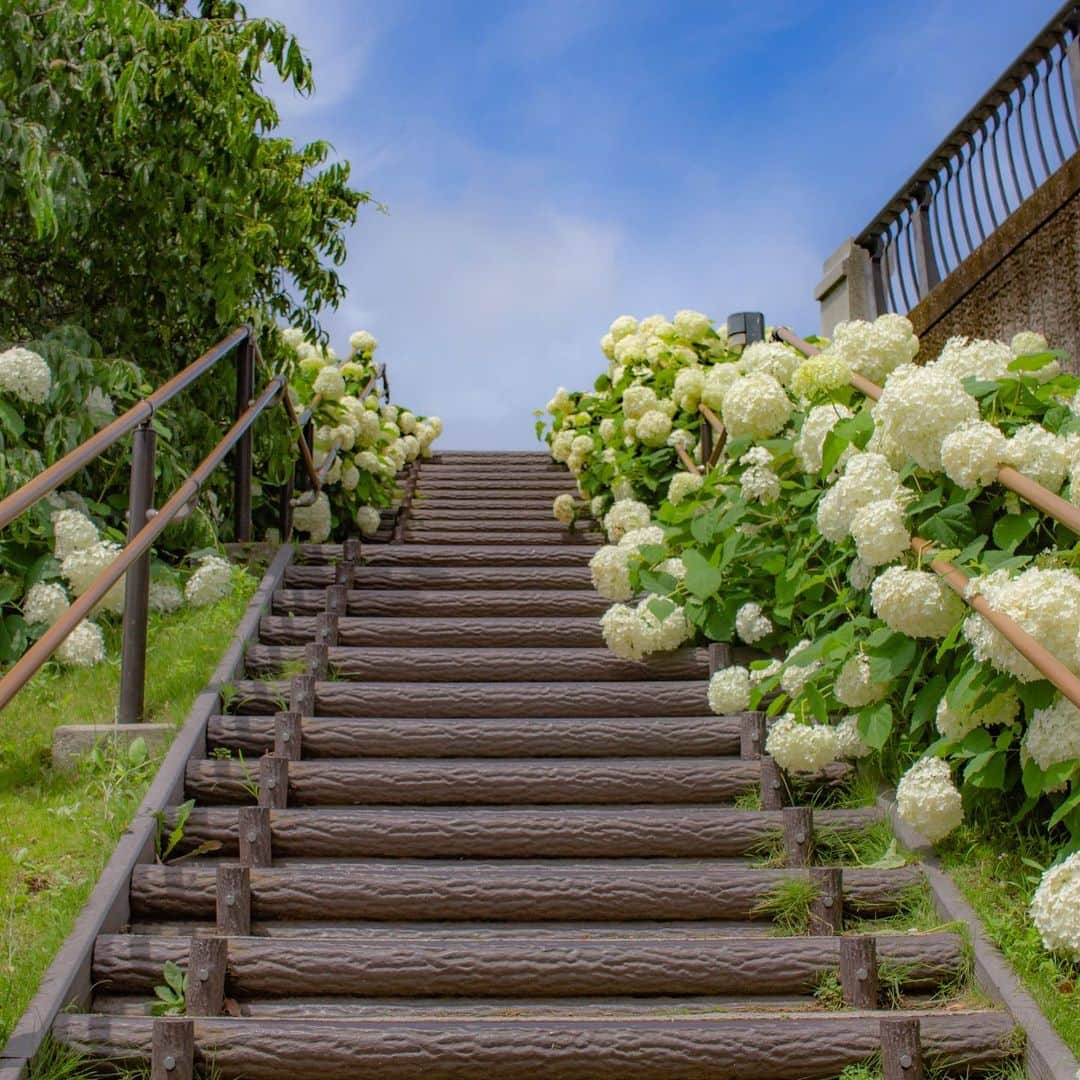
top-left (856, 2), bottom-right (1080, 313)
top-left (770, 326), bottom-right (1080, 711)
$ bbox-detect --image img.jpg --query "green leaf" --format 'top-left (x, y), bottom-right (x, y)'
top-left (1049, 782), bottom-right (1080, 829)
top-left (910, 675), bottom-right (947, 736)
top-left (1007, 350), bottom-right (1061, 371)
top-left (867, 839), bottom-right (908, 870)
top-left (867, 632), bottom-right (916, 682)
top-left (127, 736), bottom-right (147, 766)
top-left (992, 512), bottom-right (1037, 552)
top-left (803, 684), bottom-right (828, 724)
top-left (920, 504), bottom-right (977, 548)
top-left (638, 569), bottom-right (676, 595)
top-left (964, 749), bottom-right (1006, 790)
top-left (682, 549), bottom-right (726, 601)
top-left (858, 702), bottom-right (893, 750)
top-left (0, 400), bottom-right (25, 439)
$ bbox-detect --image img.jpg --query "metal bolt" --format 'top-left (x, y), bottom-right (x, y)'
top-left (198, 967), bottom-right (209, 981)
top-left (281, 731), bottom-right (291, 742)
top-left (856, 966), bottom-right (868, 981)
top-left (225, 893), bottom-right (235, 907)
top-left (795, 831), bottom-right (806, 844)
top-left (770, 779), bottom-right (781, 790)
top-left (164, 1055), bottom-right (176, 1071)
top-left (899, 1053), bottom-right (913, 1069)
top-left (246, 830), bottom-right (258, 843)
top-left (822, 896), bottom-right (834, 908)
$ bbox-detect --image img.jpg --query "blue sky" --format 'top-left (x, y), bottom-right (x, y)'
top-left (247, 0), bottom-right (1061, 449)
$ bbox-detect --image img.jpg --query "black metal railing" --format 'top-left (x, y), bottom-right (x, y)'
top-left (857, 2), bottom-right (1080, 314)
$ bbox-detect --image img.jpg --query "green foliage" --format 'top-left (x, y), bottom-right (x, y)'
top-left (752, 876), bottom-right (818, 935)
top-left (152, 959), bottom-right (187, 1015)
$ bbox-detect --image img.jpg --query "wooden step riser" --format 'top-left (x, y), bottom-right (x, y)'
top-left (284, 566), bottom-right (593, 590)
top-left (244, 647), bottom-right (709, 683)
top-left (49, 1011), bottom-right (1019, 1079)
top-left (225, 681), bottom-right (711, 718)
top-left (93, 932), bottom-right (963, 998)
top-left (417, 466), bottom-right (570, 477)
top-left (397, 532), bottom-right (600, 546)
top-left (166, 806), bottom-right (882, 859)
top-left (403, 522), bottom-right (595, 535)
top-left (129, 864), bottom-right (924, 922)
top-left (207, 715), bottom-right (741, 759)
top-left (258, 617), bottom-right (606, 648)
top-left (412, 496), bottom-right (583, 508)
top-left (272, 590), bottom-right (610, 617)
top-left (417, 480), bottom-right (577, 491)
top-left (405, 511), bottom-right (593, 524)
top-left (184, 758), bottom-right (760, 806)
top-left (301, 545), bottom-right (596, 566)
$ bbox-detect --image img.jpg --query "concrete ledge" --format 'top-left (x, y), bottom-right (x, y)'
top-left (51, 722), bottom-right (173, 771)
top-left (878, 789), bottom-right (1078, 1080)
top-left (0, 546), bottom-right (295, 1076)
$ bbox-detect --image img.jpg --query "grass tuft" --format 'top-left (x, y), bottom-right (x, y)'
top-left (752, 876), bottom-right (818, 935)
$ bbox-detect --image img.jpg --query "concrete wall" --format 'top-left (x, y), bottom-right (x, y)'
top-left (908, 151), bottom-right (1080, 370)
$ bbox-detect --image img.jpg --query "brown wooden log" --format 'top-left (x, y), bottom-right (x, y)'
top-left (362, 544), bottom-right (597, 566)
top-left (304, 641), bottom-right (329, 680)
top-left (882, 1017), bottom-right (924, 1080)
top-left (314, 612), bottom-right (338, 647)
top-left (707, 643), bottom-right (732, 673)
top-left (809, 867), bottom-right (844, 936)
top-left (273, 712), bottom-right (302, 761)
top-left (184, 936), bottom-right (226, 1017)
top-left (52, 1010), bottom-right (1019, 1079)
top-left (186, 757), bottom-right (760, 807)
top-left (273, 588), bottom-right (610, 618)
top-left (333, 561), bottom-right (353, 588)
top-left (324, 584), bottom-right (348, 617)
top-left (150, 1017), bottom-right (193, 1080)
top-left (238, 807), bottom-right (271, 868)
top-left (760, 755), bottom-right (786, 809)
top-left (216, 865), bottom-right (251, 937)
top-left (129, 863), bottom-right (924, 922)
top-left (783, 806), bottom-right (813, 867)
top-left (841, 936), bottom-right (880, 1009)
top-left (94, 932), bottom-right (965, 998)
top-left (286, 565), bottom-right (593, 590)
top-left (341, 538), bottom-right (361, 563)
top-left (740, 711), bottom-right (767, 759)
top-left (288, 675), bottom-right (315, 715)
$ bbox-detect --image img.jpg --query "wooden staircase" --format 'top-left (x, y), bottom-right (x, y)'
top-left (50, 451), bottom-right (1018, 1077)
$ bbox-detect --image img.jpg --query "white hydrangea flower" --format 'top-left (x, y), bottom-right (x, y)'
top-left (340, 463), bottom-right (361, 491)
top-left (634, 597), bottom-right (689, 654)
top-left (931, 336), bottom-right (1012, 382)
top-left (600, 599), bottom-right (689, 660)
top-left (794, 404), bottom-right (853, 474)
top-left (1030, 852), bottom-right (1080, 956)
top-left (547, 387), bottom-right (571, 414)
top-left (590, 495), bottom-right (607, 520)
top-left (622, 384), bottom-right (658, 419)
top-left (611, 476), bottom-right (634, 501)
top-left (550, 429), bottom-right (574, 463)
top-left (0, 346), bottom-right (52, 404)
top-left (790, 352), bottom-right (853, 401)
top-left (849, 498), bottom-right (910, 567)
top-left (349, 330), bottom-right (377, 356)
top-left (599, 418), bottom-right (618, 445)
top-left (740, 465), bottom-right (781, 504)
top-left (896, 756), bottom-right (964, 842)
top-left (600, 332), bottom-right (616, 360)
top-left (834, 655), bottom-right (890, 707)
top-left (280, 326), bottom-right (306, 349)
top-left (1021, 695), bottom-right (1080, 771)
top-left (22, 582), bottom-right (70, 625)
top-left (614, 332), bottom-right (648, 365)
top-left (668, 471), bottom-right (704, 505)
top-left (148, 580), bottom-right (183, 613)
top-left (604, 498), bottom-right (651, 542)
top-left (589, 545), bottom-right (633, 601)
top-left (740, 446), bottom-right (773, 468)
top-left (183, 555), bottom-right (232, 607)
top-left (779, 639), bottom-right (822, 695)
top-left (701, 363), bottom-right (741, 411)
top-left (816, 452), bottom-right (903, 541)
top-left (739, 341), bottom-right (800, 386)
top-left (609, 315), bottom-right (638, 341)
top-left (873, 364), bottom-right (979, 472)
top-left (656, 557), bottom-right (686, 580)
top-left (828, 314), bottom-right (919, 385)
top-left (735, 602), bottom-right (772, 644)
top-left (637, 409), bottom-right (673, 447)
top-left (61, 540), bottom-right (125, 614)
top-left (667, 428), bottom-right (696, 453)
top-left (85, 386), bottom-right (115, 428)
top-left (749, 658), bottom-right (782, 685)
top-left (935, 689), bottom-right (1019, 741)
top-left (1002, 424), bottom-right (1071, 491)
top-left (312, 366), bottom-right (346, 400)
top-left (56, 619), bottom-right (106, 667)
top-left (292, 491), bottom-right (332, 543)
top-left (1011, 330), bottom-right (1048, 357)
top-left (766, 715), bottom-right (839, 774)
top-left (673, 309), bottom-right (712, 342)
top-left (940, 420), bottom-right (1008, 488)
top-left (870, 566), bottom-right (965, 639)
top-left (618, 525), bottom-right (664, 551)
top-left (51, 509), bottom-right (99, 559)
top-left (708, 666), bottom-right (751, 714)
top-left (963, 567), bottom-right (1080, 681)
top-left (834, 716), bottom-right (871, 760)
top-left (552, 493), bottom-right (575, 524)
top-left (354, 410), bottom-right (382, 447)
top-left (721, 371), bottom-right (792, 440)
top-left (353, 506), bottom-right (381, 536)
top-left (673, 367), bottom-right (706, 412)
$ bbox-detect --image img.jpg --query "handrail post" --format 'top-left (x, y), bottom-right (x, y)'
top-left (233, 327), bottom-right (256, 542)
top-left (910, 184), bottom-right (941, 299)
top-left (117, 421), bottom-right (157, 724)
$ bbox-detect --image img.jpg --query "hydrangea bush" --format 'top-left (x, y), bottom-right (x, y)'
top-left (542, 312), bottom-right (1080, 952)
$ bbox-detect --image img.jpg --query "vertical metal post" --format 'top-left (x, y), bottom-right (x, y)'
top-left (117, 422), bottom-right (157, 725)
top-left (869, 242), bottom-right (889, 314)
top-left (910, 185), bottom-right (941, 299)
top-left (233, 328), bottom-right (255, 543)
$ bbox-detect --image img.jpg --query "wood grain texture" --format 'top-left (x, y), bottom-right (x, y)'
top-left (272, 588), bottom-right (610, 617)
top-left (52, 1011), bottom-right (1017, 1078)
top-left (285, 565), bottom-right (593, 590)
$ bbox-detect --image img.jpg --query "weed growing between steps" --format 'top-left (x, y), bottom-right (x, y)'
top-left (0, 570), bottom-right (254, 1046)
top-left (28, 1035), bottom-right (225, 1080)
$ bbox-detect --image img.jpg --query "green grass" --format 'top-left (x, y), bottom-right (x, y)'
top-left (938, 821), bottom-right (1080, 1056)
top-left (1, 570), bottom-right (255, 1048)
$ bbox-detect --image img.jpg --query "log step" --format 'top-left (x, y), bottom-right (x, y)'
top-left (207, 714), bottom-right (741, 758)
top-left (416, 479), bottom-right (578, 492)
top-left (164, 805), bottom-right (883, 859)
top-left (92, 932), bottom-right (963, 998)
top-left (257, 616), bottom-right (606, 648)
top-left (225, 680), bottom-right (711, 718)
top-left (399, 531), bottom-right (601, 545)
top-left (405, 511), bottom-right (593, 524)
top-left (244, 646), bottom-right (708, 682)
top-left (184, 757), bottom-right (761, 806)
top-left (272, 589), bottom-right (610, 617)
top-left (51, 1010), bottom-right (1019, 1079)
top-left (299, 544), bottom-right (597, 566)
top-left (128, 862), bottom-right (925, 921)
top-left (284, 565), bottom-right (593, 590)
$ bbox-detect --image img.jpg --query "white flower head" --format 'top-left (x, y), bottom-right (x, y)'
top-left (56, 619), bottom-right (105, 667)
top-left (312, 366), bottom-right (346, 400)
top-left (349, 330), bottom-right (377, 356)
top-left (61, 540), bottom-right (125, 614)
top-left (735, 602), bottom-right (772, 644)
top-left (589, 545), bottom-right (633, 601)
top-left (1030, 852), bottom-right (1080, 956)
top-left (708, 666), bottom-right (751, 714)
top-left (870, 566), bottom-right (965, 639)
top-left (766, 714), bottom-right (839, 774)
top-left (739, 340), bottom-right (800, 386)
top-left (552, 493), bottom-right (576, 524)
top-left (292, 491), bottom-right (333, 543)
top-left (672, 309), bottom-right (712, 342)
top-left (795, 404), bottom-right (853, 474)
top-left (849, 498), bottom-right (910, 567)
top-left (354, 506), bottom-right (381, 536)
top-left (721, 371), bottom-right (792, 440)
top-left (940, 420), bottom-right (1008, 489)
top-left (637, 409), bottom-right (672, 447)
top-left (51, 508), bottom-right (99, 560)
top-left (0, 346), bottom-right (51, 404)
top-left (834, 654), bottom-right (889, 708)
top-left (23, 582), bottom-right (70, 625)
top-left (184, 555), bottom-right (233, 607)
top-left (931, 336), bottom-right (1011, 382)
top-left (935, 689), bottom-right (1019, 741)
top-left (603, 499), bottom-right (651, 542)
top-left (667, 471), bottom-right (704, 505)
top-left (896, 756), bottom-right (963, 842)
top-left (829, 314), bottom-right (919, 385)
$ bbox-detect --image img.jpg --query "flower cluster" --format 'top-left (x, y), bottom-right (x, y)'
top-left (765, 715), bottom-right (839, 774)
top-left (601, 598), bottom-right (689, 660)
top-left (896, 756), bottom-right (964, 842)
top-left (0, 345), bottom-right (52, 404)
top-left (1030, 852), bottom-right (1080, 956)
